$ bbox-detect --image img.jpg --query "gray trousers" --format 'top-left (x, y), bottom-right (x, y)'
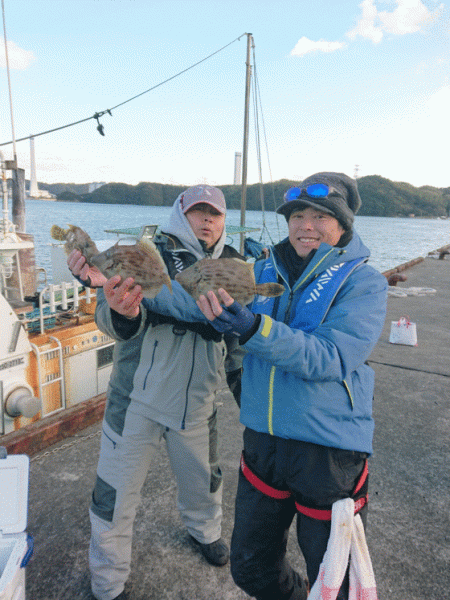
top-left (89, 405), bottom-right (223, 600)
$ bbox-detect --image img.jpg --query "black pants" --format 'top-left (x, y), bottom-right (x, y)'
top-left (230, 428), bottom-right (368, 600)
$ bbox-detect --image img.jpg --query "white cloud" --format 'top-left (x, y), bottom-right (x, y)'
top-left (290, 37), bottom-right (346, 57)
top-left (347, 0), bottom-right (440, 43)
top-left (347, 0), bottom-right (384, 42)
top-left (379, 0), bottom-right (433, 35)
top-left (290, 0), bottom-right (440, 57)
top-left (0, 41), bottom-right (35, 70)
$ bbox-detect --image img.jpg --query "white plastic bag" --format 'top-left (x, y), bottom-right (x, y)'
top-left (308, 498), bottom-right (378, 600)
top-left (389, 316), bottom-right (417, 346)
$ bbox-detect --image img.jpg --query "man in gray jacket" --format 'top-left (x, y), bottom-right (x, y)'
top-left (68, 185), bottom-right (243, 600)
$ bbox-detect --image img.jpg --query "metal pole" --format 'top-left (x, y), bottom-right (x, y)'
top-left (239, 33), bottom-right (252, 255)
top-left (2, 0), bottom-right (17, 163)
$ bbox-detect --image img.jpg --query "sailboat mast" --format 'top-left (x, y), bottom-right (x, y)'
top-left (239, 33), bottom-right (253, 254)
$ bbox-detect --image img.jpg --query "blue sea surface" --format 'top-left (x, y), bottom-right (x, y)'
top-left (20, 199), bottom-right (450, 281)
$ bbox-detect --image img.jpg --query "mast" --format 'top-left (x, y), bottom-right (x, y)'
top-left (239, 33), bottom-right (253, 255)
top-left (1, 0), bottom-right (17, 165)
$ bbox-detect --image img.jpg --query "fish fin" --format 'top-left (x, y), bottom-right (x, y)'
top-left (255, 283), bottom-right (285, 298)
top-left (50, 225), bottom-right (68, 240)
top-left (231, 257), bottom-right (251, 267)
top-left (137, 238), bottom-right (159, 253)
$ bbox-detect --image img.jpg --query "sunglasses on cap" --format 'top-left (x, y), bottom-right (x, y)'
top-left (284, 183), bottom-right (338, 202)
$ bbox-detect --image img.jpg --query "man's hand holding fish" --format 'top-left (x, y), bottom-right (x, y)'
top-left (68, 249), bottom-right (143, 318)
top-left (197, 288), bottom-right (257, 338)
top-left (103, 275), bottom-right (143, 319)
top-left (67, 249), bottom-right (108, 288)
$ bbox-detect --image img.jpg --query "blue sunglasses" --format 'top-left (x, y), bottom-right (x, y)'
top-left (284, 183), bottom-right (333, 202)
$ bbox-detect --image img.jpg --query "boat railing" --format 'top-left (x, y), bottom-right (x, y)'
top-left (20, 280), bottom-right (97, 334)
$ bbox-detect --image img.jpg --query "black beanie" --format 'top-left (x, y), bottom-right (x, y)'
top-left (276, 172), bottom-right (361, 230)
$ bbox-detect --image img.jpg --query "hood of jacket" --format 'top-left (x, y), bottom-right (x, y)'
top-left (162, 194), bottom-right (227, 260)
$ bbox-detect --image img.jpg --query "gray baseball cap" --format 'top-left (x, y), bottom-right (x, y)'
top-left (180, 185), bottom-right (226, 215)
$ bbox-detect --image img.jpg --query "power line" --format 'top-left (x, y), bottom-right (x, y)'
top-left (0, 32), bottom-right (247, 147)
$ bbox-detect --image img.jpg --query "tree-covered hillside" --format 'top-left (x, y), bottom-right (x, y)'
top-left (41, 176), bottom-right (450, 218)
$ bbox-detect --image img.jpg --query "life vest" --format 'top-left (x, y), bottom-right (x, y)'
top-left (252, 254), bottom-right (365, 331)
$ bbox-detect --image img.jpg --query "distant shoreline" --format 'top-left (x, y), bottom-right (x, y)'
top-left (31, 175), bottom-right (450, 219)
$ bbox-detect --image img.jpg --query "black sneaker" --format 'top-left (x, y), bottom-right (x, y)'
top-left (189, 535), bottom-right (229, 566)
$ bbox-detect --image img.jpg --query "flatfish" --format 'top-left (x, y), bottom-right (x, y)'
top-left (175, 257), bottom-right (284, 305)
top-left (50, 224), bottom-right (99, 263)
top-left (90, 239), bottom-right (172, 297)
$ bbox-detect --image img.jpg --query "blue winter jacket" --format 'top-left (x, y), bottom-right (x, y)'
top-left (240, 232), bottom-right (387, 454)
top-left (142, 232), bottom-right (387, 453)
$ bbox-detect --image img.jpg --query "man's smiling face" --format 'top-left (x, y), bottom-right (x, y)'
top-left (288, 207), bottom-right (344, 258)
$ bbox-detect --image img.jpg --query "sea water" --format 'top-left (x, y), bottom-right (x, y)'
top-left (19, 199), bottom-right (450, 281)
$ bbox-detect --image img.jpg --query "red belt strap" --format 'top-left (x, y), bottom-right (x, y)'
top-left (240, 454), bottom-right (291, 500)
top-left (294, 495), bottom-right (368, 521)
top-left (240, 453), bottom-right (369, 521)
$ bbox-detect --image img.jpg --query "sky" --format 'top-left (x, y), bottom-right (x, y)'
top-left (0, 0), bottom-right (449, 189)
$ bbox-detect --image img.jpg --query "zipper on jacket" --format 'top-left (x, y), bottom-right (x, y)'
top-left (291, 248), bottom-right (336, 296)
top-left (343, 380), bottom-right (354, 409)
top-left (268, 247), bottom-right (337, 431)
top-left (181, 333), bottom-right (198, 430)
top-left (143, 340), bottom-right (158, 389)
top-left (267, 366), bottom-right (276, 435)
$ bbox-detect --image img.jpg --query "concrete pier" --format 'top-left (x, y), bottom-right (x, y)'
top-left (4, 254), bottom-right (450, 599)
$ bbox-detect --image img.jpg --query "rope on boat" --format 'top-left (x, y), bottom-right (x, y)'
top-left (250, 42), bottom-right (281, 247)
top-left (0, 32), bottom-right (248, 146)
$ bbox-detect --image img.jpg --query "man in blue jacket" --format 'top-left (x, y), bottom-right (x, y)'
top-left (196, 172), bottom-right (388, 600)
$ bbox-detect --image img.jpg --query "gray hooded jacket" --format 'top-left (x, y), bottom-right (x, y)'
top-left (95, 196), bottom-right (243, 432)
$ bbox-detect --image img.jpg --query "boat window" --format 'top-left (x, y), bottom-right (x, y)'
top-left (97, 345), bottom-right (114, 369)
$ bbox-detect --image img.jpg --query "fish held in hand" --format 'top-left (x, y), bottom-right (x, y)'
top-left (50, 224), bottom-right (99, 263)
top-left (175, 257), bottom-right (284, 306)
top-left (90, 238), bottom-right (172, 297)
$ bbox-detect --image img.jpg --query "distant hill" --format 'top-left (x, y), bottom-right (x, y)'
top-left (36, 176), bottom-right (450, 218)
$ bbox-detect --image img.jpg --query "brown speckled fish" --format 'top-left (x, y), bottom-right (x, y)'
top-left (175, 257), bottom-right (284, 306)
top-left (50, 224), bottom-right (99, 263)
top-left (90, 239), bottom-right (172, 297)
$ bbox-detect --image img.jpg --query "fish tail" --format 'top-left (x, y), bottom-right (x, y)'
top-left (50, 225), bottom-right (68, 240)
top-left (255, 283), bottom-right (285, 298)
top-left (165, 274), bottom-right (173, 293)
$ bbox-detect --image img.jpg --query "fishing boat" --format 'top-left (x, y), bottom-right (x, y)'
top-left (0, 158), bottom-right (117, 447)
top-left (0, 32), bottom-right (265, 453)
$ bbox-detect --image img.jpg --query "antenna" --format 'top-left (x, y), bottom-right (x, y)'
top-left (1, 0), bottom-right (17, 164)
